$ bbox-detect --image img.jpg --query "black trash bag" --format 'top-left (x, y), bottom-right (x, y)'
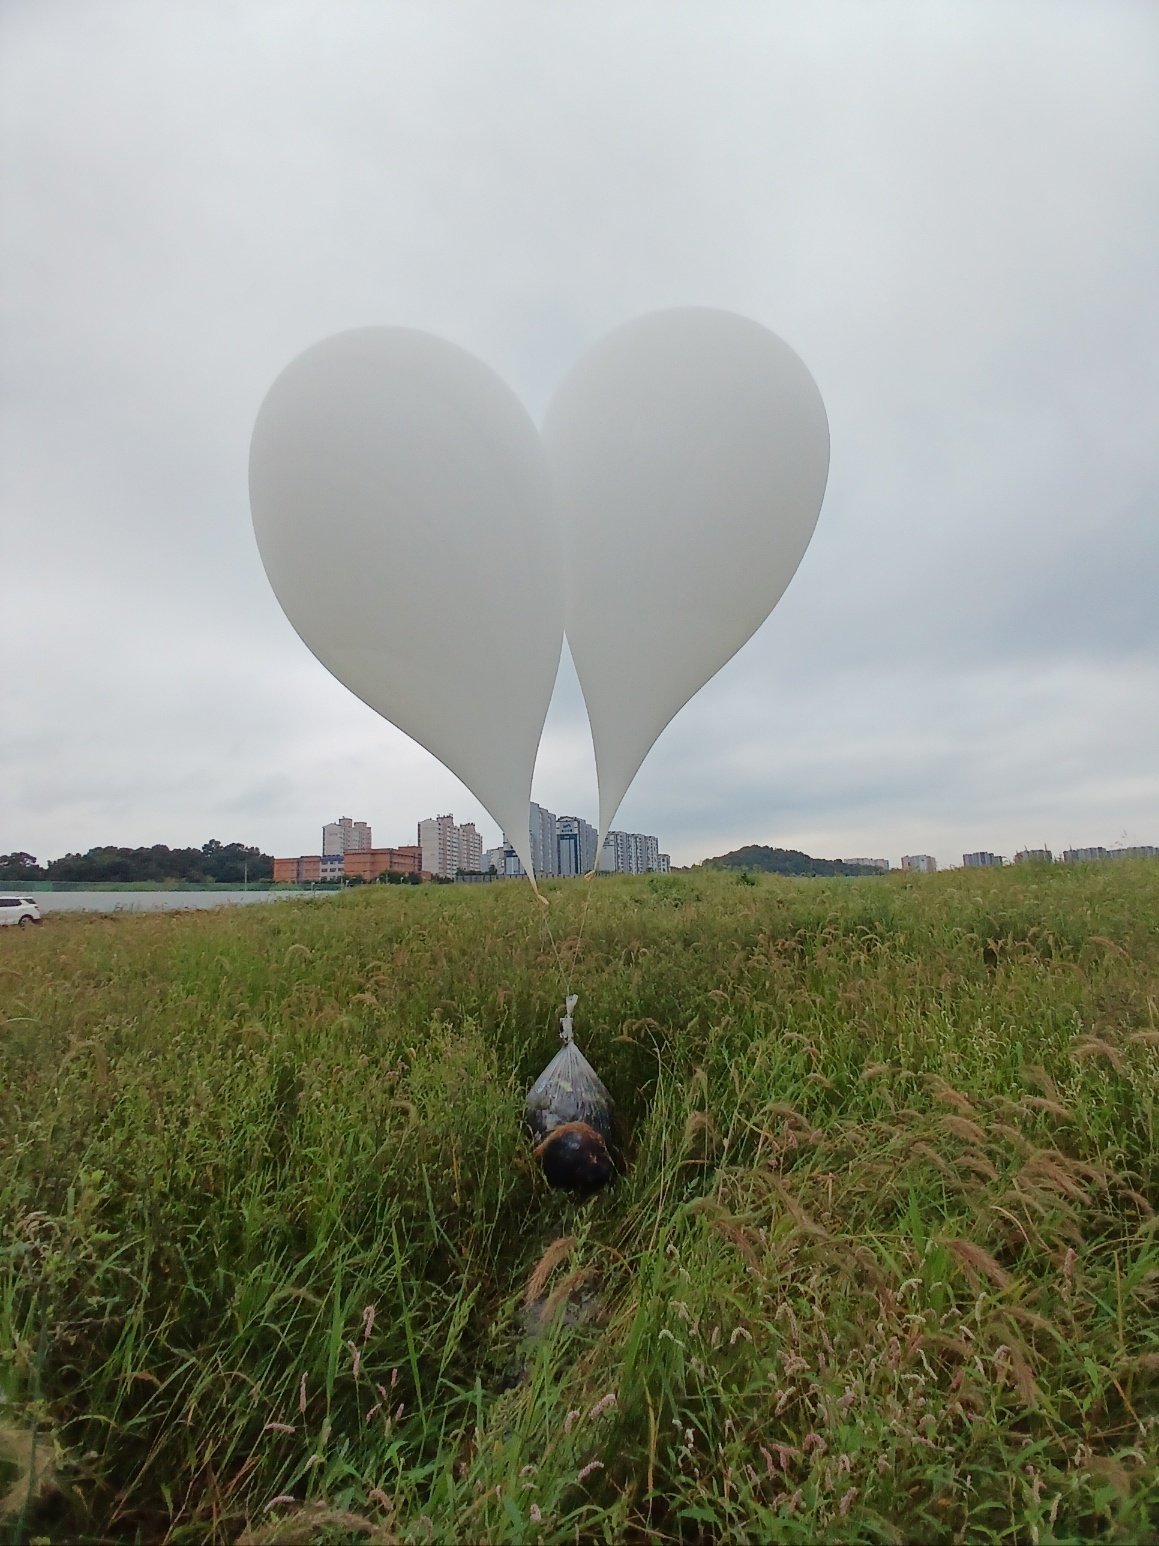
top-left (526, 999), bottom-right (615, 1197)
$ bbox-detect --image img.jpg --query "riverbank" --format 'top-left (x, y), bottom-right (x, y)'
top-left (21, 888), bottom-right (337, 914)
top-left (14, 878), bottom-right (343, 892)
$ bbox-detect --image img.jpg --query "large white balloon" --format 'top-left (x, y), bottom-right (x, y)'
top-left (249, 327), bottom-right (561, 881)
top-left (542, 308), bottom-right (830, 848)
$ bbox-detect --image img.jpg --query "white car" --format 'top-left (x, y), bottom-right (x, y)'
top-left (0, 896), bottom-right (42, 926)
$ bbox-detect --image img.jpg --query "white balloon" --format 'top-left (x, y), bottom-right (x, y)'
top-left (249, 327), bottom-right (562, 881)
top-left (542, 308), bottom-right (830, 848)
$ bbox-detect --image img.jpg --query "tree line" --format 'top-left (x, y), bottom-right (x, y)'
top-left (0, 841), bottom-right (274, 887)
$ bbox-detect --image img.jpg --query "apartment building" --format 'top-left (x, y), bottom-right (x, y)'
top-left (599, 830), bottom-right (668, 874)
top-left (900, 854), bottom-right (938, 873)
top-left (322, 816), bottom-right (372, 856)
top-left (417, 814), bottom-right (490, 877)
top-left (418, 814), bottom-right (459, 878)
top-left (458, 822), bottom-right (484, 873)
top-left (1062, 845), bottom-right (1158, 863)
top-left (528, 803), bottom-right (559, 878)
top-left (557, 814), bottom-right (598, 876)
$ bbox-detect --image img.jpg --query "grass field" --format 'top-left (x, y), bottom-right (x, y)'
top-left (1, 864), bottom-right (1157, 1543)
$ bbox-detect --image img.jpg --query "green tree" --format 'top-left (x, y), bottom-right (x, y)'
top-left (0, 851), bottom-right (45, 885)
top-left (39, 841), bottom-right (274, 885)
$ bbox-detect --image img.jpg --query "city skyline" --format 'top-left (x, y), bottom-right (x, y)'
top-left (279, 804), bottom-right (673, 879)
top-left (263, 806), bottom-right (1158, 880)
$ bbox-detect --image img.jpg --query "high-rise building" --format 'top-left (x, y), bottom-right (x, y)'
top-left (528, 803), bottom-right (559, 878)
top-left (323, 817), bottom-right (372, 855)
top-left (485, 844), bottom-right (525, 877)
top-left (600, 830), bottom-right (666, 874)
top-left (418, 814), bottom-right (460, 878)
top-left (845, 857), bottom-right (890, 873)
top-left (1061, 846), bottom-right (1158, 864)
top-left (478, 814), bottom-right (673, 879)
top-left (963, 851), bottom-right (1003, 868)
top-left (458, 822), bottom-right (484, 873)
top-left (901, 855), bottom-right (938, 873)
top-left (500, 803), bottom-right (561, 879)
top-left (1014, 849), bottom-right (1052, 865)
top-left (557, 815), bottom-right (598, 876)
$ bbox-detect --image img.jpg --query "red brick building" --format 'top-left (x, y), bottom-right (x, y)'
top-left (338, 846), bottom-right (424, 882)
top-left (274, 846), bottom-right (426, 884)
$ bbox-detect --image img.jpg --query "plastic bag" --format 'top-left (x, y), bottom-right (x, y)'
top-left (526, 997), bottom-right (616, 1195)
top-left (525, 1037), bottom-right (614, 1143)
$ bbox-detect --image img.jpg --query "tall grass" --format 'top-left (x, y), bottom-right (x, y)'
top-left (1, 864), bottom-right (1157, 1542)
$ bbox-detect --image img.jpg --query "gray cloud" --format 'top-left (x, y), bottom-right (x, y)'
top-left (3, 1), bottom-right (1157, 869)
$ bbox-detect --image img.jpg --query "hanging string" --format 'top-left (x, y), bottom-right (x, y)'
top-left (533, 863), bottom-right (600, 1036)
top-left (537, 889), bottom-right (573, 1003)
top-left (570, 864), bottom-right (599, 983)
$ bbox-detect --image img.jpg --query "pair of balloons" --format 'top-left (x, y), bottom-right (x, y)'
top-left (249, 309), bottom-right (829, 881)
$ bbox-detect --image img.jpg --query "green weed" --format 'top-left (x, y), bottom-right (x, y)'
top-left (1, 865), bottom-right (1157, 1541)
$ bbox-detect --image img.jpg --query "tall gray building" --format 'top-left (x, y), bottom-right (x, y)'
top-left (501, 802), bottom-right (558, 879)
top-left (557, 815), bottom-right (598, 876)
top-left (491, 810), bottom-right (670, 879)
top-left (528, 802), bottom-right (559, 878)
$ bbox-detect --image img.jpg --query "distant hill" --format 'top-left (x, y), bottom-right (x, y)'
top-left (699, 845), bottom-right (884, 877)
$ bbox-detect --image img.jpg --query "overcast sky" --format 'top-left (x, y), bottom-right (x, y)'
top-left (3, 1), bottom-right (1156, 870)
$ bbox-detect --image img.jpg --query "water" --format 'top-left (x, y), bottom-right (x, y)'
top-left (26, 890), bottom-right (333, 915)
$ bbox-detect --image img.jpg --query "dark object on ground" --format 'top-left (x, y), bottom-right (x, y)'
top-left (526, 1001), bottom-right (617, 1197)
top-left (534, 1121), bottom-right (614, 1197)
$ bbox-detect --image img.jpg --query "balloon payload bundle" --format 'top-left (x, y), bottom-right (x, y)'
top-left (525, 997), bottom-right (615, 1198)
